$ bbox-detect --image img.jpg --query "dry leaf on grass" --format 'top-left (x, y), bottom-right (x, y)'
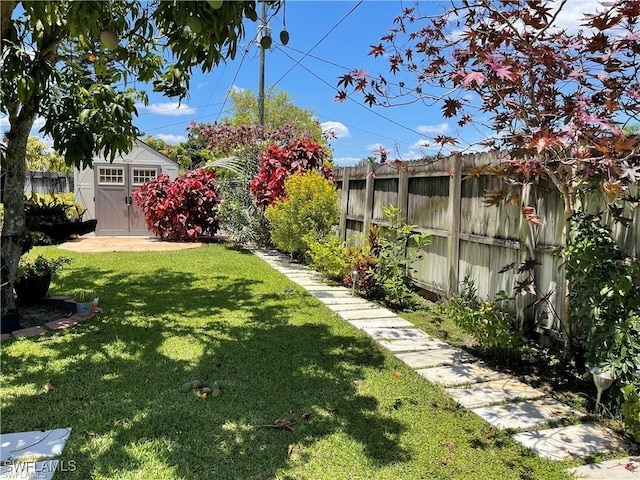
top-left (254, 413), bottom-right (296, 432)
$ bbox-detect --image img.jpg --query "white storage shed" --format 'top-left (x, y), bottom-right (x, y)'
top-left (74, 139), bottom-right (179, 236)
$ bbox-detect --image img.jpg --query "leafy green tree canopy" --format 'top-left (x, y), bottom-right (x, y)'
top-left (222, 89), bottom-right (325, 145)
top-left (1, 0), bottom-right (278, 310)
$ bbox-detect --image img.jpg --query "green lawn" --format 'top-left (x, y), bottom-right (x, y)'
top-left (1, 245), bottom-right (575, 479)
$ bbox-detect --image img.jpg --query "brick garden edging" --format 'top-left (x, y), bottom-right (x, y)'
top-left (1, 296), bottom-right (101, 341)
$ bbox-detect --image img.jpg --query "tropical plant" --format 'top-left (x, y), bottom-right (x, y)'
top-left (447, 278), bottom-right (524, 360)
top-left (368, 205), bottom-right (431, 310)
top-left (217, 177), bottom-right (270, 246)
top-left (133, 168), bottom-right (220, 241)
top-left (17, 254), bottom-right (70, 279)
top-left (1, 0), bottom-right (277, 312)
top-left (251, 140), bottom-right (333, 208)
top-left (265, 171), bottom-right (338, 258)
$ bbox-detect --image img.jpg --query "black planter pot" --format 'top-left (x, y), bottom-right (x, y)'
top-left (14, 273), bottom-right (52, 305)
top-left (1, 309), bottom-right (20, 334)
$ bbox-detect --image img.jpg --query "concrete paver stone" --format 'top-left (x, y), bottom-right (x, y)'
top-left (417, 363), bottom-right (507, 386)
top-left (302, 285), bottom-right (352, 292)
top-left (378, 338), bottom-right (450, 352)
top-left (396, 348), bottom-right (476, 369)
top-left (317, 296), bottom-right (372, 305)
top-left (362, 327), bottom-right (430, 340)
top-left (310, 290), bottom-right (358, 299)
top-left (472, 398), bottom-right (576, 430)
top-left (513, 424), bottom-right (631, 460)
top-left (337, 308), bottom-right (398, 320)
top-left (325, 302), bottom-right (384, 312)
top-left (568, 457), bottom-right (640, 479)
top-left (348, 318), bottom-right (416, 329)
top-left (446, 378), bottom-right (545, 409)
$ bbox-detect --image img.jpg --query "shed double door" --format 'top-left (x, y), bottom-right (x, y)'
top-left (95, 163), bottom-right (160, 236)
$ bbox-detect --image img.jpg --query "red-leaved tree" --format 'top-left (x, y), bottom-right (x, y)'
top-left (337, 0), bottom-right (640, 351)
top-left (250, 140), bottom-right (334, 207)
top-left (133, 168), bottom-right (219, 241)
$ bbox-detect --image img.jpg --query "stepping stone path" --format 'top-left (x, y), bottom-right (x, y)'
top-left (255, 250), bottom-right (638, 478)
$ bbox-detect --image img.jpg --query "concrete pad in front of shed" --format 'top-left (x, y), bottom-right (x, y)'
top-left (568, 457), bottom-right (640, 479)
top-left (446, 378), bottom-right (545, 409)
top-left (362, 327), bottom-right (430, 340)
top-left (396, 348), bottom-right (476, 369)
top-left (472, 398), bottom-right (575, 430)
top-left (513, 424), bottom-right (630, 460)
top-left (338, 308), bottom-right (397, 320)
top-left (378, 338), bottom-right (451, 352)
top-left (0, 428), bottom-right (71, 463)
top-left (348, 318), bottom-right (415, 329)
top-left (417, 363), bottom-right (506, 386)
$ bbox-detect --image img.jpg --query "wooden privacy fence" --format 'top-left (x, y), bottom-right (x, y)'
top-left (336, 151), bottom-right (639, 341)
top-left (24, 171), bottom-right (73, 195)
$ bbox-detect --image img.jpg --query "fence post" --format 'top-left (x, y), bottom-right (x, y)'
top-left (363, 163), bottom-right (374, 234)
top-left (339, 168), bottom-right (350, 240)
top-left (398, 168), bottom-right (409, 220)
top-left (447, 155), bottom-right (462, 296)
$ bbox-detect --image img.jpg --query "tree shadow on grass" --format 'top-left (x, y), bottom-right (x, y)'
top-left (1, 262), bottom-right (410, 478)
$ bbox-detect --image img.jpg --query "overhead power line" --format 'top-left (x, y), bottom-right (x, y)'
top-left (269, 0), bottom-right (363, 91)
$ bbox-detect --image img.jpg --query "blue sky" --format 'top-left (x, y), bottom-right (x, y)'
top-left (135, 0), bottom-right (601, 167)
top-left (139, 0), bottom-right (439, 167)
top-left (3, 0), bottom-right (603, 167)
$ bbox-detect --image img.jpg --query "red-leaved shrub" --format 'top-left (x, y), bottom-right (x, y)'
top-left (133, 168), bottom-right (219, 241)
top-left (249, 140), bottom-right (333, 207)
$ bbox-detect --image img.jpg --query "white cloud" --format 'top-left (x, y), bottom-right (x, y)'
top-left (333, 157), bottom-right (361, 167)
top-left (321, 121), bottom-right (350, 139)
top-left (140, 102), bottom-right (196, 116)
top-left (416, 123), bottom-right (449, 135)
top-left (156, 134), bottom-right (187, 145)
top-left (196, 82), bottom-right (209, 90)
top-left (553, 0), bottom-right (605, 33)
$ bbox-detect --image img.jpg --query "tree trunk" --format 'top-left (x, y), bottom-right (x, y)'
top-left (1, 106), bottom-right (37, 311)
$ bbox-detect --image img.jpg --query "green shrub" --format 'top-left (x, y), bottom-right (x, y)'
top-left (305, 234), bottom-right (350, 281)
top-left (265, 171), bottom-right (338, 257)
top-left (369, 205), bottom-right (431, 310)
top-left (563, 212), bottom-right (640, 391)
top-left (622, 383), bottom-right (640, 441)
top-left (447, 278), bottom-right (524, 360)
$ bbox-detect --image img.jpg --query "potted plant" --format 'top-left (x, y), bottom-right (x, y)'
top-left (14, 255), bottom-right (70, 305)
top-left (73, 289), bottom-right (95, 316)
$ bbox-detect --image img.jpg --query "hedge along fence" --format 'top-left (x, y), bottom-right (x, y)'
top-left (336, 151), bottom-right (640, 342)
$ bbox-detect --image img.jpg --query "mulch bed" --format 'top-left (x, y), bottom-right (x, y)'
top-left (15, 298), bottom-right (76, 329)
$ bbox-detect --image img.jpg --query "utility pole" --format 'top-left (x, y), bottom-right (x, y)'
top-left (258, 0), bottom-right (267, 127)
